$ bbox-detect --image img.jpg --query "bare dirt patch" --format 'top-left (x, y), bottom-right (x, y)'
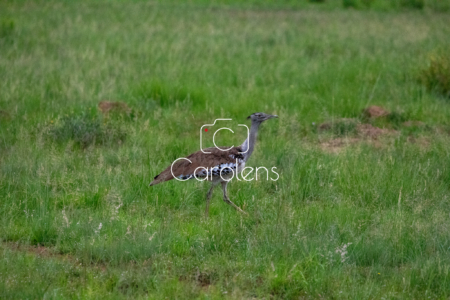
top-left (196, 272), bottom-right (215, 287)
top-left (403, 121), bottom-right (425, 127)
top-left (319, 123), bottom-right (398, 153)
top-left (118, 280), bottom-right (142, 294)
top-left (318, 118), bottom-right (359, 137)
top-left (179, 271), bottom-right (217, 289)
top-left (1, 241), bottom-right (109, 272)
top-left (2, 241), bottom-right (72, 261)
top-left (98, 101), bottom-right (131, 115)
top-left (318, 118), bottom-right (356, 131)
top-left (357, 124), bottom-right (396, 139)
top-left (362, 105), bottom-right (390, 119)
top-left (0, 109), bottom-right (10, 120)
top-left (407, 136), bottom-right (431, 149)
top-left (319, 137), bottom-right (361, 153)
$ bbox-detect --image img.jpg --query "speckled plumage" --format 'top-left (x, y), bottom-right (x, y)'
top-left (149, 146), bottom-right (245, 185)
top-left (149, 112), bottom-right (278, 216)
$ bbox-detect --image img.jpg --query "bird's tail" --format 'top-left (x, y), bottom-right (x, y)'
top-left (149, 175), bottom-right (159, 186)
top-left (149, 172), bottom-right (173, 186)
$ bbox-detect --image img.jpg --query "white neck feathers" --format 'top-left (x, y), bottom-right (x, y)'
top-left (240, 121), bottom-right (260, 162)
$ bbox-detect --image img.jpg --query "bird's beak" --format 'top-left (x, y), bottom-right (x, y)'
top-left (267, 114), bottom-right (278, 120)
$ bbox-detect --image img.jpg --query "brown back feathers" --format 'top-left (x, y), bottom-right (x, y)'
top-left (149, 147), bottom-right (244, 186)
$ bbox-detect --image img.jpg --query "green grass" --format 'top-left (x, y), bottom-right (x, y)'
top-left (1, 0), bottom-right (450, 298)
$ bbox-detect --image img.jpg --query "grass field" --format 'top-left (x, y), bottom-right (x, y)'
top-left (1, 0), bottom-right (450, 298)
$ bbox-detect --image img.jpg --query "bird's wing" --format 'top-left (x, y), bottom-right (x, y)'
top-left (149, 146), bottom-right (244, 186)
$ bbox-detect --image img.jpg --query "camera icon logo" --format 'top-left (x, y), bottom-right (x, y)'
top-left (200, 119), bottom-right (249, 154)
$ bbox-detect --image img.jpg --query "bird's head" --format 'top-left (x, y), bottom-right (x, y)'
top-left (246, 112), bottom-right (278, 123)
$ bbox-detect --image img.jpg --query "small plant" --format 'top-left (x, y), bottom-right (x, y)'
top-left (361, 0), bottom-right (375, 7)
top-left (420, 53), bottom-right (450, 98)
top-left (400, 0), bottom-right (425, 9)
top-left (0, 19), bottom-right (14, 39)
top-left (342, 0), bottom-right (373, 8)
top-left (343, 0), bottom-right (358, 8)
top-left (319, 118), bottom-right (359, 136)
top-left (48, 112), bottom-right (126, 148)
top-left (332, 119), bottom-right (358, 136)
top-left (386, 111), bottom-right (409, 127)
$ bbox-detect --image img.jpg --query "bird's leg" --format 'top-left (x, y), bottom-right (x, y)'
top-left (205, 183), bottom-right (215, 217)
top-left (221, 181), bottom-right (248, 215)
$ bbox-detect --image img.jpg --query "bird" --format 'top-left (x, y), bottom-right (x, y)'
top-left (149, 112), bottom-right (278, 216)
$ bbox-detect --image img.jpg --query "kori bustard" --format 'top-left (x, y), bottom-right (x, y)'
top-left (149, 112), bottom-right (278, 216)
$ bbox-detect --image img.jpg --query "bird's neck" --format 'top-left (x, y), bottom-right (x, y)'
top-left (241, 121), bottom-right (260, 162)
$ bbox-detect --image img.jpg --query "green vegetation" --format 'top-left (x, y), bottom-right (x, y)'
top-left (420, 53), bottom-right (450, 98)
top-left (1, 0), bottom-right (450, 298)
top-left (47, 113), bottom-right (127, 148)
top-left (158, 0), bottom-right (450, 11)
